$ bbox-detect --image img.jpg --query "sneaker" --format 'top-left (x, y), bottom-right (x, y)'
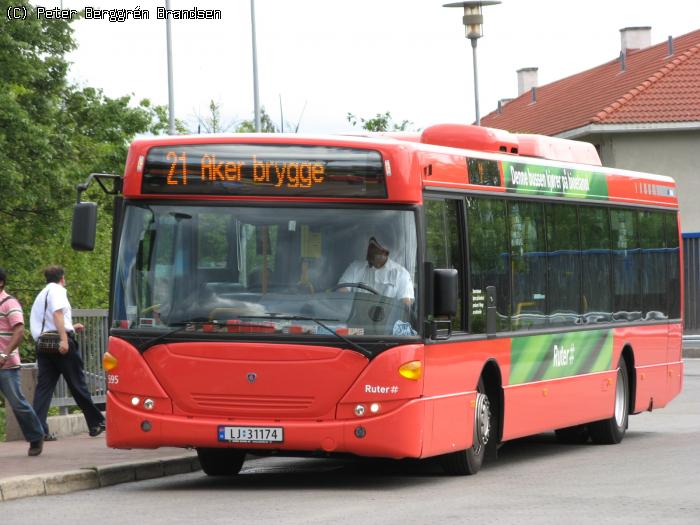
top-left (28, 439), bottom-right (44, 457)
top-left (43, 432), bottom-right (58, 441)
top-left (89, 422), bottom-right (106, 437)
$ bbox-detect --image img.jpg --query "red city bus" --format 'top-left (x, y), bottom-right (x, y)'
top-left (73, 123), bottom-right (684, 475)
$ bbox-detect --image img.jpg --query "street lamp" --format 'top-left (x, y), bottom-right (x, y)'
top-left (250, 0), bottom-right (261, 132)
top-left (443, 1), bottom-right (501, 125)
top-left (165, 0), bottom-right (176, 135)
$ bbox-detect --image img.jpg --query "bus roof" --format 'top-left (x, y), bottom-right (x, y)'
top-left (123, 125), bottom-right (677, 209)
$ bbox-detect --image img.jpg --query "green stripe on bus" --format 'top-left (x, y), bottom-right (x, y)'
top-left (509, 330), bottom-right (613, 385)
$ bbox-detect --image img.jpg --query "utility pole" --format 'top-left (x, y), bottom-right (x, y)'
top-left (165, 0), bottom-right (176, 134)
top-left (250, 0), bottom-right (261, 132)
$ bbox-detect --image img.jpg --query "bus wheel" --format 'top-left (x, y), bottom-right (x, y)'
top-left (589, 357), bottom-right (629, 445)
top-left (441, 379), bottom-right (492, 475)
top-left (196, 448), bottom-right (246, 476)
top-left (554, 424), bottom-right (589, 444)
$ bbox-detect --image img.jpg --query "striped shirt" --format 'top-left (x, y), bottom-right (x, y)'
top-left (0, 290), bottom-right (23, 369)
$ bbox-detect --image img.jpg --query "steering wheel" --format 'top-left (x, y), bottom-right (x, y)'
top-left (332, 282), bottom-right (380, 295)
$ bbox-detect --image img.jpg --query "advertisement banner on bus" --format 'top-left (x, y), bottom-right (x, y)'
top-left (502, 161), bottom-right (609, 200)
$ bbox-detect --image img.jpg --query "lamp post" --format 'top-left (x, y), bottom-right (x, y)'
top-left (443, 1), bottom-right (501, 125)
top-left (250, 0), bottom-right (261, 132)
top-left (165, 0), bottom-right (176, 134)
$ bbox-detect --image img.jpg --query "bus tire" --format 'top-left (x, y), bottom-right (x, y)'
top-left (441, 378), bottom-right (492, 475)
top-left (589, 357), bottom-right (629, 445)
top-left (197, 448), bottom-right (246, 476)
top-left (554, 424), bottom-right (589, 444)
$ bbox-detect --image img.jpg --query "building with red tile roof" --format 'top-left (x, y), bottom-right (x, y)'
top-left (482, 27), bottom-right (700, 138)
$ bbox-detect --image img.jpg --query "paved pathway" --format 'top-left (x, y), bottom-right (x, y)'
top-left (0, 433), bottom-right (198, 502)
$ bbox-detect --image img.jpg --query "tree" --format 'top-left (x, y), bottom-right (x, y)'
top-left (235, 106), bottom-right (281, 133)
top-left (0, 1), bottom-right (169, 326)
top-left (194, 100), bottom-right (236, 133)
top-left (346, 111), bottom-right (414, 132)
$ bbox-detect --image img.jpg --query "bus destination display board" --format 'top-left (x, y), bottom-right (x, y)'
top-left (141, 144), bottom-right (387, 198)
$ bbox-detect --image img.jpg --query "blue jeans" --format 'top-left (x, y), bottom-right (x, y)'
top-left (0, 368), bottom-right (44, 442)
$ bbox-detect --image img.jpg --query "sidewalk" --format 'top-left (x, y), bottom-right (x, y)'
top-left (0, 432), bottom-right (199, 502)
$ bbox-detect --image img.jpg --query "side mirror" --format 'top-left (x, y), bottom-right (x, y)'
top-left (71, 202), bottom-right (98, 251)
top-left (433, 268), bottom-right (458, 318)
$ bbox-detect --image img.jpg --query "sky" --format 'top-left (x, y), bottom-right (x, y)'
top-left (48, 0), bottom-right (700, 134)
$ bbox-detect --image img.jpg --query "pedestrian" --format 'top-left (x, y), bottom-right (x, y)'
top-left (0, 267), bottom-right (45, 456)
top-left (30, 265), bottom-right (105, 440)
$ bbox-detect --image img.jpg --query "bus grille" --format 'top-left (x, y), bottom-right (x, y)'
top-left (191, 393), bottom-right (315, 412)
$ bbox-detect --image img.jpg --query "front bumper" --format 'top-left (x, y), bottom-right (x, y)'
top-left (106, 391), bottom-right (428, 459)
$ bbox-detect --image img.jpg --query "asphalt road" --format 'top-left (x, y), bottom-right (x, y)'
top-left (4, 360), bottom-right (699, 525)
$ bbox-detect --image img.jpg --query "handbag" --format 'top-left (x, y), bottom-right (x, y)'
top-left (36, 331), bottom-right (61, 353)
top-left (36, 291), bottom-right (62, 354)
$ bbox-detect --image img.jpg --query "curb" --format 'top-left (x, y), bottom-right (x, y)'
top-left (682, 337), bottom-right (700, 359)
top-left (683, 348), bottom-right (700, 358)
top-left (0, 455), bottom-right (200, 503)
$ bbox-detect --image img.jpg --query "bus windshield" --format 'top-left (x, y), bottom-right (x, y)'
top-left (112, 204), bottom-right (419, 338)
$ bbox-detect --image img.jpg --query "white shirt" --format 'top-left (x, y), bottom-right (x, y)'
top-left (338, 258), bottom-right (414, 301)
top-left (30, 283), bottom-right (74, 340)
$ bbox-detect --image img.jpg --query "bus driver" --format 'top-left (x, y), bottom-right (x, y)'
top-left (337, 235), bottom-right (414, 305)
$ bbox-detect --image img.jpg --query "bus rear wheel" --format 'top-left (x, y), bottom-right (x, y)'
top-left (589, 357), bottom-right (629, 445)
top-left (441, 379), bottom-right (492, 475)
top-left (196, 448), bottom-right (246, 476)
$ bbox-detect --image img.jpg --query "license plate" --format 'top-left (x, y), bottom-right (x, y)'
top-left (218, 425), bottom-right (284, 444)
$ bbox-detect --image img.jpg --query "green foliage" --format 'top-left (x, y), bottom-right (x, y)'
top-left (235, 106), bottom-right (281, 133)
top-left (192, 103), bottom-right (290, 134)
top-left (0, 0), bottom-right (169, 359)
top-left (195, 100), bottom-right (235, 133)
top-left (346, 111), bottom-right (414, 132)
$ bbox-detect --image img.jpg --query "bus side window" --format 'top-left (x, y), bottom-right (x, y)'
top-left (580, 206), bottom-right (613, 323)
top-left (509, 201), bottom-right (546, 330)
top-left (545, 203), bottom-right (582, 326)
top-left (611, 209), bottom-right (642, 321)
top-left (639, 210), bottom-right (668, 320)
top-left (424, 198), bottom-right (464, 331)
top-left (467, 197), bottom-right (510, 333)
top-left (664, 213), bottom-right (681, 319)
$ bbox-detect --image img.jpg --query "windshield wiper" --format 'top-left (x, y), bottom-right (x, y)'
top-left (135, 319), bottom-right (209, 352)
top-left (240, 314), bottom-right (373, 359)
top-left (134, 316), bottom-right (373, 359)
top-left (137, 317), bottom-right (283, 351)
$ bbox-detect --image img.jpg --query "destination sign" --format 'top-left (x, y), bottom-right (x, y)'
top-left (141, 144), bottom-right (387, 197)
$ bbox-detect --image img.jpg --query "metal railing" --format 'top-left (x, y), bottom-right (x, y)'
top-left (51, 309), bottom-right (108, 410)
top-left (684, 235), bottom-right (700, 334)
